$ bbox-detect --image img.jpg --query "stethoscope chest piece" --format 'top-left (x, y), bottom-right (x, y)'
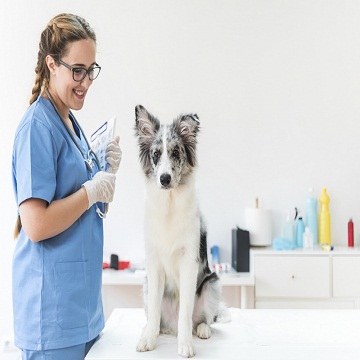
top-left (85, 157), bottom-right (94, 173)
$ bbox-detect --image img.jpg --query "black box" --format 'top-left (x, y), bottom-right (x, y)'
top-left (110, 254), bottom-right (119, 270)
top-left (231, 227), bottom-right (250, 272)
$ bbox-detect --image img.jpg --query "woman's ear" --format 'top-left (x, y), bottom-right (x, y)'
top-left (45, 55), bottom-right (57, 75)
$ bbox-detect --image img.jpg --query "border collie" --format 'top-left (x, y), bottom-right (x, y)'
top-left (134, 105), bottom-right (229, 358)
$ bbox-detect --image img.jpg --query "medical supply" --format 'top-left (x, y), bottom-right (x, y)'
top-left (273, 237), bottom-right (295, 251)
top-left (82, 171), bottom-right (116, 209)
top-left (245, 198), bottom-right (272, 246)
top-left (348, 219), bottom-right (354, 247)
top-left (306, 188), bottom-right (318, 245)
top-left (302, 227), bottom-right (314, 250)
top-left (90, 116), bottom-right (117, 172)
top-left (283, 210), bottom-right (294, 243)
top-left (296, 216), bottom-right (305, 248)
top-left (213, 262), bottom-right (231, 274)
top-left (319, 188), bottom-right (331, 245)
top-left (103, 253), bottom-right (131, 270)
top-left (103, 260), bottom-right (130, 270)
top-left (321, 244), bottom-right (334, 251)
top-left (210, 246), bottom-right (219, 265)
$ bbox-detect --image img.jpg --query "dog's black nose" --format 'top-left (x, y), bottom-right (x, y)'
top-left (160, 173), bottom-right (171, 186)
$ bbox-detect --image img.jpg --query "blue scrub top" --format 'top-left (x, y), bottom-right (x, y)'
top-left (12, 95), bottom-right (105, 351)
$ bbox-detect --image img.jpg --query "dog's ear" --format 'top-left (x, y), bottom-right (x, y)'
top-left (177, 114), bottom-right (200, 167)
top-left (178, 114), bottom-right (200, 138)
top-left (135, 105), bottom-right (160, 143)
top-left (134, 106), bottom-right (160, 170)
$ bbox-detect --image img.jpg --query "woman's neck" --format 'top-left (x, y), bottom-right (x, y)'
top-left (45, 88), bottom-right (75, 132)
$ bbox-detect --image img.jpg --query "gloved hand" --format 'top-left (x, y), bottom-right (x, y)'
top-left (82, 171), bottom-right (116, 209)
top-left (105, 136), bottom-right (122, 174)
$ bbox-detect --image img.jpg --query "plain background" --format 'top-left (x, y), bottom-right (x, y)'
top-left (1, 0), bottom-right (360, 351)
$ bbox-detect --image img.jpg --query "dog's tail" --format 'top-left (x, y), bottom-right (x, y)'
top-left (216, 302), bottom-right (232, 323)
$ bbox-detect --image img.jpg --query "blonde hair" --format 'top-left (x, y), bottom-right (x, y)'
top-left (30, 13), bottom-right (97, 105)
top-left (14, 14), bottom-right (96, 239)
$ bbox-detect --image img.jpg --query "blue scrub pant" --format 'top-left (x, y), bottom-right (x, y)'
top-left (21, 336), bottom-right (98, 360)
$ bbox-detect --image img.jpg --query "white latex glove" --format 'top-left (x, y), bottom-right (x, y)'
top-left (82, 171), bottom-right (116, 209)
top-left (105, 136), bottom-right (122, 174)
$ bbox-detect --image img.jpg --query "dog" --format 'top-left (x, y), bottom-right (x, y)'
top-left (134, 105), bottom-right (229, 358)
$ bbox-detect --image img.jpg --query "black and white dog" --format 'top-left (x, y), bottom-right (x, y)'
top-left (134, 105), bottom-right (229, 358)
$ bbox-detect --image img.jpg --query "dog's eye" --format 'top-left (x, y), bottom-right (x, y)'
top-left (173, 149), bottom-right (180, 158)
top-left (153, 150), bottom-right (160, 165)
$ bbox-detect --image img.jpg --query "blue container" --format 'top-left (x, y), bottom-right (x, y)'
top-left (306, 197), bottom-right (318, 245)
top-left (210, 245), bottom-right (219, 264)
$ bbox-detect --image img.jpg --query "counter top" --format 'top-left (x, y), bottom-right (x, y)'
top-left (102, 270), bottom-right (255, 286)
top-left (86, 308), bottom-right (360, 360)
top-left (251, 245), bottom-right (360, 256)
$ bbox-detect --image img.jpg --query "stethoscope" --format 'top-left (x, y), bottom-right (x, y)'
top-left (45, 88), bottom-right (107, 218)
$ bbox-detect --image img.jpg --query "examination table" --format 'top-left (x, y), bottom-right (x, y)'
top-left (86, 307), bottom-right (360, 360)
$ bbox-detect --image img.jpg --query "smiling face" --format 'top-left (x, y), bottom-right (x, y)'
top-left (46, 38), bottom-right (97, 121)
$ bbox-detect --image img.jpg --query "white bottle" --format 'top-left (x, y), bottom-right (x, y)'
top-left (283, 210), bottom-right (294, 243)
top-left (303, 227), bottom-right (314, 250)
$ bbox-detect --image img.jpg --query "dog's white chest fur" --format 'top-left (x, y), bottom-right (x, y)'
top-left (145, 176), bottom-right (200, 284)
top-left (145, 176), bottom-right (199, 238)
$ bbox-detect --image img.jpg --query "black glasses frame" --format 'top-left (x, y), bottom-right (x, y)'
top-left (58, 59), bottom-right (101, 82)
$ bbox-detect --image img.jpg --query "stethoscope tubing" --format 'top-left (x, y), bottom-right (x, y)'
top-left (45, 89), bottom-right (107, 218)
top-left (45, 89), bottom-right (101, 173)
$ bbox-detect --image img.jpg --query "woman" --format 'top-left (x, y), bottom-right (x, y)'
top-left (11, 13), bottom-right (121, 359)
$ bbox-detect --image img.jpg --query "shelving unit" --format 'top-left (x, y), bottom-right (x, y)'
top-left (102, 270), bottom-right (255, 319)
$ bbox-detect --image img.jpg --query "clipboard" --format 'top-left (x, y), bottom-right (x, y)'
top-left (90, 116), bottom-right (117, 172)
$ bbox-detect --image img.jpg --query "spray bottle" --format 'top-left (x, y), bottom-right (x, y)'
top-left (319, 188), bottom-right (331, 245)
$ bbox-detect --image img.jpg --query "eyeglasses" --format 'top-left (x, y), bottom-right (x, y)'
top-left (58, 59), bottom-right (101, 82)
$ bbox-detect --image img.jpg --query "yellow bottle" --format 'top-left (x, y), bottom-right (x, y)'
top-left (318, 188), bottom-right (331, 245)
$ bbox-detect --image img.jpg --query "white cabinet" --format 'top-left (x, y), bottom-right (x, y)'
top-left (255, 255), bottom-right (330, 298)
top-left (253, 247), bottom-right (360, 309)
top-left (333, 256), bottom-right (360, 298)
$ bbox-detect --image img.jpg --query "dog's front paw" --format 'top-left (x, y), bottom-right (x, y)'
top-left (136, 335), bottom-right (157, 352)
top-left (178, 341), bottom-right (195, 358)
top-left (196, 322), bottom-right (211, 339)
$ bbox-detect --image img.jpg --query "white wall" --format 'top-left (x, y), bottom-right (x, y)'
top-left (1, 0), bottom-right (360, 346)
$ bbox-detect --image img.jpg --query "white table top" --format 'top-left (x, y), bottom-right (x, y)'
top-left (86, 308), bottom-right (360, 360)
